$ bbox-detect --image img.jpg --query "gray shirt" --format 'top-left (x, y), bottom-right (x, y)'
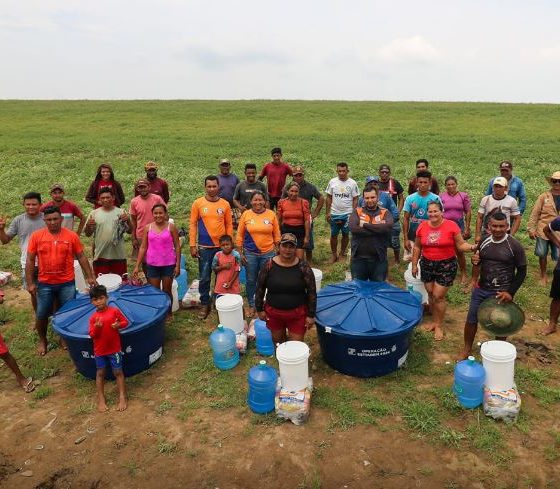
top-left (6, 213), bottom-right (45, 266)
top-left (233, 180), bottom-right (269, 209)
top-left (281, 180), bottom-right (322, 207)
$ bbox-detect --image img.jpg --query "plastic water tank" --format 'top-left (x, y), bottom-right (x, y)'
top-left (254, 319), bottom-right (274, 356)
top-left (247, 360), bottom-right (278, 414)
top-left (453, 356), bottom-right (485, 408)
top-left (176, 268), bottom-right (188, 300)
top-left (209, 324), bottom-right (239, 370)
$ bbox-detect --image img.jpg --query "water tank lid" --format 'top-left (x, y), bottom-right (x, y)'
top-left (52, 285), bottom-right (170, 340)
top-left (315, 280), bottom-right (423, 337)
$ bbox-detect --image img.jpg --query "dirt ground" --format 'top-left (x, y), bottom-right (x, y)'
top-left (1, 289), bottom-right (560, 489)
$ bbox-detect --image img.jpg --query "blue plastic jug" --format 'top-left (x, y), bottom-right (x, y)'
top-left (453, 356), bottom-right (485, 408)
top-left (209, 324), bottom-right (239, 370)
top-left (180, 254), bottom-right (187, 270)
top-left (247, 360), bottom-right (278, 414)
top-left (255, 319), bottom-right (275, 356)
top-left (239, 266), bottom-right (247, 285)
top-left (176, 268), bottom-right (188, 299)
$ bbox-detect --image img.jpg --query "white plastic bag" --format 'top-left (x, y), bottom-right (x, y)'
top-left (181, 279), bottom-right (201, 308)
top-left (483, 383), bottom-right (521, 423)
top-left (235, 331), bottom-right (247, 354)
top-left (275, 377), bottom-right (313, 426)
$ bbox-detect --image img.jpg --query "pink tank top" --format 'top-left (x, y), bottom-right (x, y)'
top-left (146, 224), bottom-right (176, 266)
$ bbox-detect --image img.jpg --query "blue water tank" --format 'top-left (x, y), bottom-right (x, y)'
top-left (453, 356), bottom-right (485, 408)
top-left (315, 280), bottom-right (423, 378)
top-left (247, 360), bottom-right (278, 414)
top-left (52, 285), bottom-right (170, 379)
top-left (255, 319), bottom-right (275, 356)
top-left (176, 268), bottom-right (188, 299)
top-left (180, 254), bottom-right (187, 269)
top-left (209, 324), bottom-right (239, 370)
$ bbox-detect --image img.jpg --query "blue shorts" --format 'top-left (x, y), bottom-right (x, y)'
top-left (36, 280), bottom-right (76, 320)
top-left (330, 214), bottom-right (350, 237)
top-left (466, 287), bottom-right (496, 325)
top-left (145, 264), bottom-right (175, 279)
top-left (535, 237), bottom-right (558, 260)
top-left (95, 352), bottom-right (123, 370)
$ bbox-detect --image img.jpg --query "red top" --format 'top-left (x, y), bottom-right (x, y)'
top-left (277, 198), bottom-right (310, 226)
top-left (260, 163), bottom-right (292, 198)
top-left (416, 219), bottom-right (461, 261)
top-left (88, 306), bottom-right (129, 356)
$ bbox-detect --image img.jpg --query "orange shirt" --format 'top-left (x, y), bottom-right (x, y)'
top-left (189, 197), bottom-right (233, 248)
top-left (27, 227), bottom-right (84, 284)
top-left (278, 198), bottom-right (310, 226)
top-left (236, 209), bottom-right (281, 254)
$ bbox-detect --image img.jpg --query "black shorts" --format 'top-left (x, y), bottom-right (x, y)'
top-left (419, 257), bottom-right (458, 287)
top-left (281, 224), bottom-right (306, 248)
top-left (550, 269), bottom-right (560, 299)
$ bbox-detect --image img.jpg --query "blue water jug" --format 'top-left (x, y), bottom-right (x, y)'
top-left (177, 268), bottom-right (188, 299)
top-left (239, 266), bottom-right (247, 285)
top-left (453, 356), bottom-right (485, 408)
top-left (180, 254), bottom-right (187, 270)
top-left (248, 360), bottom-right (278, 414)
top-left (209, 324), bottom-right (239, 370)
top-left (255, 319), bottom-right (275, 356)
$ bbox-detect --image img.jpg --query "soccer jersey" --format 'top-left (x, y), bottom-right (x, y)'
top-left (478, 195), bottom-right (520, 232)
top-left (404, 192), bottom-right (441, 234)
top-left (416, 219), bottom-right (461, 261)
top-left (189, 197), bottom-right (233, 248)
top-left (88, 306), bottom-right (129, 356)
top-left (236, 209), bottom-right (281, 254)
top-left (260, 163), bottom-right (292, 198)
top-left (325, 177), bottom-right (359, 215)
top-left (6, 213), bottom-right (45, 266)
top-left (41, 200), bottom-right (82, 231)
top-left (477, 235), bottom-right (526, 291)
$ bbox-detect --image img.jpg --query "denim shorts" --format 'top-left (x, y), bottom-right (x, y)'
top-left (95, 351), bottom-right (123, 370)
top-left (535, 237), bottom-right (559, 260)
top-left (466, 287), bottom-right (496, 325)
top-left (36, 280), bottom-right (76, 320)
top-left (145, 264), bottom-right (175, 279)
top-left (330, 213), bottom-right (350, 237)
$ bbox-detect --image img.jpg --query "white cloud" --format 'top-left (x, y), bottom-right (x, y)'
top-left (376, 36), bottom-right (439, 63)
top-left (537, 45), bottom-right (560, 61)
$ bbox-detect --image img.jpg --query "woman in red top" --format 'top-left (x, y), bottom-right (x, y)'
top-left (85, 163), bottom-right (126, 208)
top-left (277, 182), bottom-right (310, 260)
top-left (412, 201), bottom-right (476, 341)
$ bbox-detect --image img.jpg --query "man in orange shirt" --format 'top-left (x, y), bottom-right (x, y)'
top-left (189, 176), bottom-right (233, 319)
top-left (26, 206), bottom-right (96, 356)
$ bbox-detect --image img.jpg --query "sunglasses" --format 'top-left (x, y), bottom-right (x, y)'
top-left (552, 179), bottom-right (560, 184)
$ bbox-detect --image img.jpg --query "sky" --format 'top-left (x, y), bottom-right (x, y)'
top-left (1, 0), bottom-right (560, 102)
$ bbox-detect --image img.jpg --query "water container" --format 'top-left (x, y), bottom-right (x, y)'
top-left (255, 319), bottom-right (275, 356)
top-left (239, 266), bottom-right (247, 285)
top-left (176, 268), bottom-right (188, 299)
top-left (247, 360), bottom-right (278, 414)
top-left (215, 294), bottom-right (244, 334)
top-left (180, 254), bottom-right (187, 269)
top-left (171, 280), bottom-right (179, 312)
top-left (74, 260), bottom-right (87, 292)
top-left (481, 340), bottom-right (516, 391)
top-left (403, 263), bottom-right (428, 304)
top-left (276, 341), bottom-right (310, 392)
top-left (209, 324), bottom-right (239, 370)
top-left (408, 289), bottom-right (423, 305)
top-left (312, 268), bottom-right (323, 291)
top-left (453, 356), bottom-right (485, 408)
top-left (96, 273), bottom-right (122, 292)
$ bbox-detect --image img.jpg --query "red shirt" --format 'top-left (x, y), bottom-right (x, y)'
top-left (260, 163), bottom-right (292, 198)
top-left (88, 306), bottom-right (129, 356)
top-left (277, 198), bottom-right (310, 226)
top-left (416, 219), bottom-right (460, 261)
top-left (41, 200), bottom-right (83, 231)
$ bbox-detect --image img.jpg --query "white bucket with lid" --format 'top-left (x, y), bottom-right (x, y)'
top-left (96, 273), bottom-right (122, 292)
top-left (312, 268), bottom-right (323, 291)
top-left (403, 263), bottom-right (428, 304)
top-left (215, 294), bottom-right (244, 333)
top-left (74, 260), bottom-right (87, 292)
top-left (276, 341), bottom-right (310, 392)
top-left (171, 279), bottom-right (179, 312)
top-left (481, 340), bottom-right (516, 391)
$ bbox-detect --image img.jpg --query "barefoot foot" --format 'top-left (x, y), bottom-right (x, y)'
top-left (422, 323), bottom-right (436, 332)
top-left (539, 277), bottom-right (548, 287)
top-left (434, 327), bottom-right (444, 341)
top-left (117, 397), bottom-right (128, 411)
top-left (37, 340), bottom-right (47, 356)
top-left (97, 401), bottom-right (109, 413)
top-left (540, 325), bottom-right (557, 336)
top-left (329, 254), bottom-right (338, 264)
top-left (456, 349), bottom-right (471, 361)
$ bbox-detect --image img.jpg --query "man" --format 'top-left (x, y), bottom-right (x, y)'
top-left (408, 159), bottom-right (440, 195)
top-left (217, 159), bottom-right (240, 207)
top-left (349, 184), bottom-right (393, 282)
top-left (475, 176), bottom-right (521, 243)
top-left (84, 187), bottom-right (131, 277)
top-left (377, 164), bottom-right (405, 264)
top-left (485, 160), bottom-right (526, 215)
top-left (325, 162), bottom-right (359, 263)
top-left (189, 176), bottom-right (233, 319)
top-left (26, 206), bottom-right (96, 355)
top-left (459, 212), bottom-right (526, 359)
top-left (259, 147), bottom-right (292, 210)
top-left (42, 183), bottom-right (85, 235)
top-left (402, 170), bottom-right (441, 255)
top-left (130, 179), bottom-right (165, 256)
top-left (0, 192), bottom-right (45, 310)
top-left (233, 163), bottom-right (268, 211)
top-left (134, 161), bottom-right (170, 203)
top-left (281, 165), bottom-right (325, 264)
top-left (541, 217), bottom-right (560, 335)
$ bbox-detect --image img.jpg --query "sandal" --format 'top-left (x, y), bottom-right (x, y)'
top-left (23, 377), bottom-right (36, 393)
top-left (197, 304), bottom-right (211, 320)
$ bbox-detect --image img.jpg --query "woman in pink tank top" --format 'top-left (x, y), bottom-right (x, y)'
top-left (133, 204), bottom-right (180, 319)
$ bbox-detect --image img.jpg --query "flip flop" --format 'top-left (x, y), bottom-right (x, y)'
top-left (23, 377), bottom-right (36, 393)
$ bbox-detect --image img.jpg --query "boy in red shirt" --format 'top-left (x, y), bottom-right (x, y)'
top-left (259, 147), bottom-right (292, 210)
top-left (88, 285), bottom-right (129, 412)
top-left (212, 235), bottom-right (241, 297)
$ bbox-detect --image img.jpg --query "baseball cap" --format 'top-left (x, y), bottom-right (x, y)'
top-left (136, 178), bottom-right (150, 188)
top-left (145, 161), bottom-right (158, 170)
top-left (219, 159), bottom-right (231, 166)
top-left (493, 177), bottom-right (508, 187)
top-left (292, 165), bottom-right (304, 175)
top-left (365, 176), bottom-right (379, 184)
top-left (280, 233), bottom-right (297, 246)
top-left (50, 183), bottom-right (65, 192)
top-left (499, 161), bottom-right (513, 169)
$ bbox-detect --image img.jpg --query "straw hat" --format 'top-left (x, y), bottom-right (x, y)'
top-left (546, 171), bottom-right (560, 182)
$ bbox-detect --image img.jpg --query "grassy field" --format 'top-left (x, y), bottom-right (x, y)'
top-left (1, 100), bottom-right (560, 488)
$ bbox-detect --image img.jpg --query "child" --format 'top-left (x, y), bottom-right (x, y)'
top-left (0, 290), bottom-right (35, 392)
top-left (212, 235), bottom-right (241, 297)
top-left (88, 285), bottom-right (129, 412)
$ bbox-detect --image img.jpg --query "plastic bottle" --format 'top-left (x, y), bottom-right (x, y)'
top-left (247, 360), bottom-right (278, 414)
top-left (209, 324), bottom-right (239, 370)
top-left (255, 319), bottom-right (275, 356)
top-left (453, 356), bottom-right (485, 408)
top-left (239, 266), bottom-right (247, 285)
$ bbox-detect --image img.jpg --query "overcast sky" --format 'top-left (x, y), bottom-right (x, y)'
top-left (1, 0), bottom-right (559, 102)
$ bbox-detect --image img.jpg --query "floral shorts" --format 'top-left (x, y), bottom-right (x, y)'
top-left (419, 257), bottom-right (458, 287)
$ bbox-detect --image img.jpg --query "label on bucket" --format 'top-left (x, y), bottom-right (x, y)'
top-left (149, 347), bottom-right (163, 365)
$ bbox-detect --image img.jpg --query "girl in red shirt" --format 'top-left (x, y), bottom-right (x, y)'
top-left (277, 182), bottom-right (310, 259)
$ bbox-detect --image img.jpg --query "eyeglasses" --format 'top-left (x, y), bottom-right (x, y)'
top-left (552, 179), bottom-right (560, 184)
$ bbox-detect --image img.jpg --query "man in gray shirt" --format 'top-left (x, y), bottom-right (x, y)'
top-left (233, 163), bottom-right (269, 211)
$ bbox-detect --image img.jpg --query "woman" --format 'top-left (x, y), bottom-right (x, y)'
top-left (277, 182), bottom-right (310, 259)
top-left (412, 201), bottom-right (476, 341)
top-left (132, 204), bottom-right (180, 319)
top-left (255, 233), bottom-right (316, 343)
top-left (236, 191), bottom-right (281, 317)
top-left (85, 163), bottom-right (126, 208)
top-left (440, 176), bottom-right (472, 284)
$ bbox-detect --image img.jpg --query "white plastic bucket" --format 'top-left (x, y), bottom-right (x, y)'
top-left (276, 341), bottom-right (310, 392)
top-left (74, 260), bottom-right (87, 292)
top-left (312, 268), bottom-right (323, 291)
top-left (171, 279), bottom-right (179, 312)
top-left (215, 294), bottom-right (244, 334)
top-left (96, 273), bottom-right (122, 292)
top-left (403, 263), bottom-right (428, 304)
top-left (481, 340), bottom-right (516, 391)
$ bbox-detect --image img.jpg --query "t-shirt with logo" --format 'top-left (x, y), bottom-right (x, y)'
top-left (233, 181), bottom-right (269, 209)
top-left (325, 177), bottom-right (359, 215)
top-left (403, 192), bottom-right (441, 235)
top-left (477, 235), bottom-right (526, 291)
top-left (260, 163), bottom-right (293, 198)
top-left (478, 194), bottom-right (520, 233)
top-left (236, 209), bottom-right (281, 254)
top-left (416, 219), bottom-right (461, 261)
top-left (189, 197), bottom-right (233, 248)
top-left (6, 213), bottom-right (45, 267)
top-left (129, 194), bottom-right (165, 239)
top-left (41, 200), bottom-right (83, 231)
